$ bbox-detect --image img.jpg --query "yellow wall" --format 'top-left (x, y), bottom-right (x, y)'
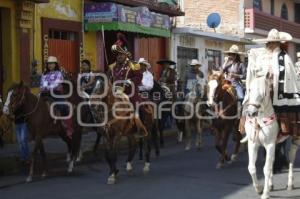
top-left (0, 0), bottom-right (19, 96)
top-left (34, 0), bottom-right (97, 72)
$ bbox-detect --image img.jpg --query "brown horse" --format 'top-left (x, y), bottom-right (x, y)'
top-left (8, 81), bottom-right (82, 182)
top-left (93, 78), bottom-right (154, 184)
top-left (207, 72), bottom-right (242, 169)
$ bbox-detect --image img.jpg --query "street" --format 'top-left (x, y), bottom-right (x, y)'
top-left (1, 131), bottom-right (300, 199)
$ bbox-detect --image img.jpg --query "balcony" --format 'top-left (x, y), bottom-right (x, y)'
top-left (245, 8), bottom-right (300, 39)
top-left (89, 0), bottom-right (184, 16)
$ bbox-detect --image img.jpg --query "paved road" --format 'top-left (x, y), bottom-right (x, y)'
top-left (1, 131), bottom-right (300, 199)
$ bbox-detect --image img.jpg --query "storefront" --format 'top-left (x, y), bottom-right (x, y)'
top-left (171, 27), bottom-right (250, 82)
top-left (84, 2), bottom-right (173, 79)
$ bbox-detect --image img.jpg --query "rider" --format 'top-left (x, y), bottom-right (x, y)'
top-left (80, 59), bottom-right (95, 96)
top-left (158, 59), bottom-right (177, 98)
top-left (243, 29), bottom-right (300, 142)
top-left (138, 58), bottom-right (154, 93)
top-left (40, 56), bottom-right (73, 138)
top-left (108, 40), bottom-right (147, 136)
top-left (222, 45), bottom-right (246, 103)
top-left (184, 59), bottom-right (205, 97)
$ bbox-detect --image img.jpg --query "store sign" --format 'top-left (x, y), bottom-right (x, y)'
top-left (84, 3), bottom-right (171, 30)
top-left (43, 34), bottom-right (49, 63)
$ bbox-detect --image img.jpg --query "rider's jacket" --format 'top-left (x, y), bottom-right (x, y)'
top-left (222, 62), bottom-right (246, 84)
top-left (109, 60), bottom-right (143, 105)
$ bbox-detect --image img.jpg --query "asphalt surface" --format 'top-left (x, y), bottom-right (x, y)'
top-left (1, 131), bottom-right (300, 199)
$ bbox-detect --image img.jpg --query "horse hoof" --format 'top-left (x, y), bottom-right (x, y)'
top-left (216, 162), bottom-right (224, 169)
top-left (229, 154), bottom-right (238, 163)
top-left (177, 132), bottom-right (183, 143)
top-left (143, 163), bottom-right (150, 174)
top-left (41, 173), bottom-right (47, 179)
top-left (269, 185), bottom-right (274, 191)
top-left (255, 185), bottom-right (263, 195)
top-left (26, 176), bottom-right (32, 183)
top-left (126, 162), bottom-right (133, 172)
top-left (261, 195), bottom-right (269, 199)
top-left (107, 174), bottom-right (116, 185)
top-left (185, 145), bottom-right (191, 151)
top-left (287, 185), bottom-right (294, 191)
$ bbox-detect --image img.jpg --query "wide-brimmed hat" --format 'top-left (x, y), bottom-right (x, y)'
top-left (138, 58), bottom-right (151, 69)
top-left (223, 45), bottom-right (245, 55)
top-left (190, 59), bottom-right (202, 66)
top-left (111, 44), bottom-right (131, 57)
top-left (157, 59), bottom-right (176, 65)
top-left (253, 29), bottom-right (292, 43)
top-left (297, 52), bottom-right (300, 58)
top-left (47, 56), bottom-right (58, 63)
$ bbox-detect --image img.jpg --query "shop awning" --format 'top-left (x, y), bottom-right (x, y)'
top-left (84, 2), bottom-right (171, 38)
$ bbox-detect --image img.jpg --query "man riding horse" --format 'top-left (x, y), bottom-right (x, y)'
top-left (108, 41), bottom-right (147, 135)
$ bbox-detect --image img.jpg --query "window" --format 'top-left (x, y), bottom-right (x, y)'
top-left (206, 49), bottom-right (222, 71)
top-left (270, 0), bottom-right (274, 15)
top-left (296, 4), bottom-right (300, 24)
top-left (281, 3), bottom-right (288, 20)
top-left (49, 29), bottom-right (77, 41)
top-left (177, 46), bottom-right (198, 82)
top-left (253, 0), bottom-right (262, 11)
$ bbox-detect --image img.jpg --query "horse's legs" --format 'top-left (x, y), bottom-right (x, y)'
top-left (288, 137), bottom-right (300, 190)
top-left (232, 128), bottom-right (242, 162)
top-left (126, 134), bottom-right (137, 172)
top-left (262, 143), bottom-right (276, 199)
top-left (185, 118), bottom-right (192, 151)
top-left (59, 131), bottom-right (72, 162)
top-left (105, 138), bottom-right (119, 184)
top-left (26, 138), bottom-right (41, 182)
top-left (143, 135), bottom-right (152, 174)
top-left (158, 118), bottom-right (165, 148)
top-left (39, 141), bottom-right (48, 178)
top-left (217, 127), bottom-right (230, 169)
top-left (248, 141), bottom-right (262, 194)
top-left (152, 120), bottom-right (160, 157)
top-left (139, 138), bottom-right (144, 160)
top-left (93, 128), bottom-right (102, 155)
top-left (195, 119), bottom-right (203, 150)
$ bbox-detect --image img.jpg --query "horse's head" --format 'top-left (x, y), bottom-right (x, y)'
top-left (8, 82), bottom-right (29, 114)
top-left (245, 75), bottom-right (270, 118)
top-left (207, 71), bottom-right (225, 106)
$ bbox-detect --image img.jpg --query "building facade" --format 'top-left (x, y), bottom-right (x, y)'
top-left (172, 0), bottom-right (248, 81)
top-left (245, 0), bottom-right (300, 61)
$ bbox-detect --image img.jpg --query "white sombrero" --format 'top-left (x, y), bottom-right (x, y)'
top-left (190, 59), bottom-right (202, 66)
top-left (253, 29), bottom-right (292, 43)
top-left (223, 45), bottom-right (245, 55)
top-left (138, 58), bottom-right (151, 69)
top-left (47, 56), bottom-right (58, 63)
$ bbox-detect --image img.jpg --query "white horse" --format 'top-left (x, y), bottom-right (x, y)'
top-left (244, 75), bottom-right (279, 199)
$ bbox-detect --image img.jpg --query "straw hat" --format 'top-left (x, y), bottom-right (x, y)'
top-left (157, 59), bottom-right (176, 65)
top-left (223, 45), bottom-right (245, 55)
top-left (47, 56), bottom-right (58, 63)
top-left (190, 59), bottom-right (202, 66)
top-left (253, 29), bottom-right (292, 43)
top-left (138, 58), bottom-right (151, 69)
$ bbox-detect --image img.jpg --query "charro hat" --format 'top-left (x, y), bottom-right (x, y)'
top-left (157, 59), bottom-right (176, 65)
top-left (253, 29), bottom-right (292, 43)
top-left (138, 58), bottom-right (151, 69)
top-left (190, 59), bottom-right (202, 66)
top-left (47, 56), bottom-right (58, 63)
top-left (223, 45), bottom-right (245, 55)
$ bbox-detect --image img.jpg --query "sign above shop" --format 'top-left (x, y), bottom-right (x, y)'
top-left (84, 2), bottom-right (171, 37)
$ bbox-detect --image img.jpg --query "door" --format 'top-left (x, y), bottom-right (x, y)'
top-left (48, 29), bottom-right (79, 74)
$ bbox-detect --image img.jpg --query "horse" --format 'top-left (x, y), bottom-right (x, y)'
top-left (207, 71), bottom-right (242, 169)
top-left (7, 80), bottom-right (82, 182)
top-left (287, 136), bottom-right (300, 190)
top-left (183, 80), bottom-right (208, 151)
top-left (244, 75), bottom-right (278, 199)
top-left (93, 77), bottom-right (155, 184)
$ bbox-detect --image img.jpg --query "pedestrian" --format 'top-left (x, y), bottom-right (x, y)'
top-left (222, 45), bottom-right (247, 102)
top-left (3, 89), bottom-right (30, 172)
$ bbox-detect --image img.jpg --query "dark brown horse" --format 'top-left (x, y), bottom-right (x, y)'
top-left (8, 80), bottom-right (82, 182)
top-left (207, 72), bottom-right (242, 169)
top-left (94, 78), bottom-right (154, 184)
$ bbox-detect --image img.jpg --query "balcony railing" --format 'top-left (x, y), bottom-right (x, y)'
top-left (91, 0), bottom-right (184, 16)
top-left (245, 8), bottom-right (300, 39)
